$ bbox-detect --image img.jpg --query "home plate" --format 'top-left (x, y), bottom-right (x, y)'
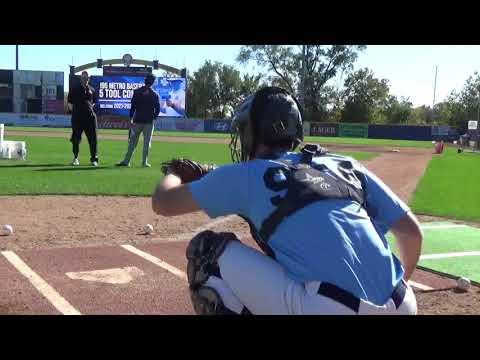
top-left (65, 266), bottom-right (145, 285)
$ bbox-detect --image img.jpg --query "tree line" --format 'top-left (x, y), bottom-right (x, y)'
top-left (186, 46), bottom-right (480, 132)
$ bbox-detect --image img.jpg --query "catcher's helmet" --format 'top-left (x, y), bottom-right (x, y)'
top-left (230, 87), bottom-right (304, 162)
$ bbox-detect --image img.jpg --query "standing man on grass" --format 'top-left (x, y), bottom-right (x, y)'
top-left (68, 71), bottom-right (99, 166)
top-left (117, 73), bottom-right (160, 168)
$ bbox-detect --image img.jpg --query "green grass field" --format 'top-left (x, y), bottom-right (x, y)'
top-left (2, 130), bottom-right (477, 222)
top-left (387, 223), bottom-right (480, 282)
top-left (5, 126), bottom-right (229, 138)
top-left (0, 135), bottom-right (377, 196)
top-left (410, 148), bottom-right (480, 222)
top-left (388, 224), bottom-right (480, 255)
top-left (5, 126), bottom-right (434, 148)
top-left (419, 257), bottom-right (480, 283)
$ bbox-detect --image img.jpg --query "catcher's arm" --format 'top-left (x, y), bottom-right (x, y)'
top-left (390, 211), bottom-right (423, 280)
top-left (152, 158), bottom-right (216, 216)
top-left (152, 174), bottom-right (200, 216)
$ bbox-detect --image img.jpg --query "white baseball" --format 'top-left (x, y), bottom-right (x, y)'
top-left (2, 224), bottom-right (13, 236)
top-left (457, 277), bottom-right (471, 291)
top-left (144, 224), bottom-right (154, 234)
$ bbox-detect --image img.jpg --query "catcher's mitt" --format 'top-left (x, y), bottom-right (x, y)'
top-left (160, 158), bottom-right (217, 183)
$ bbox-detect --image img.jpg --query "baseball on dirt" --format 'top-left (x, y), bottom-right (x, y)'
top-left (457, 277), bottom-right (471, 291)
top-left (144, 224), bottom-right (154, 234)
top-left (2, 224), bottom-right (13, 236)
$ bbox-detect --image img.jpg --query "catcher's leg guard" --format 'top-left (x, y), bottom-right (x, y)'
top-left (189, 286), bottom-right (235, 315)
top-left (186, 230), bottom-right (251, 315)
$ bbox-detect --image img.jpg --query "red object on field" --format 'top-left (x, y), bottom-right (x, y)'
top-left (434, 141), bottom-right (445, 154)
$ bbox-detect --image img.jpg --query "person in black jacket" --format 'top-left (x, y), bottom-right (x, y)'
top-left (67, 71), bottom-right (99, 166)
top-left (117, 73), bottom-right (160, 167)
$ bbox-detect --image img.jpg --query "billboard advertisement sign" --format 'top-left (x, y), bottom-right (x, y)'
top-left (89, 76), bottom-right (186, 118)
top-left (310, 122), bottom-right (338, 137)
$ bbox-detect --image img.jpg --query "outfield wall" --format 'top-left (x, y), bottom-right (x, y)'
top-left (307, 122), bottom-right (458, 141)
top-left (368, 124), bottom-right (432, 141)
top-left (0, 113), bottom-right (460, 141)
top-left (0, 112), bottom-right (71, 127)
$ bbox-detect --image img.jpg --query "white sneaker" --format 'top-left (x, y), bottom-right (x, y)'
top-left (91, 161), bottom-right (98, 167)
top-left (71, 158), bottom-right (79, 166)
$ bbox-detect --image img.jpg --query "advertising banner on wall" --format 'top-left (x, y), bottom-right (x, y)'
top-left (89, 76), bottom-right (186, 118)
top-left (0, 112), bottom-right (71, 127)
top-left (338, 123), bottom-right (368, 138)
top-left (153, 118), bottom-right (204, 132)
top-left (309, 122), bottom-right (338, 137)
top-left (204, 119), bottom-right (232, 133)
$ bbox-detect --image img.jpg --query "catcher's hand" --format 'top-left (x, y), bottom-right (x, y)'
top-left (160, 158), bottom-right (217, 183)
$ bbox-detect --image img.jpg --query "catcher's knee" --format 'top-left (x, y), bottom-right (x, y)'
top-left (186, 230), bottom-right (241, 315)
top-left (186, 230), bottom-right (238, 287)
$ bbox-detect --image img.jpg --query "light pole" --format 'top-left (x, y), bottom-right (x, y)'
top-left (432, 65), bottom-right (438, 124)
top-left (477, 92), bottom-right (480, 121)
top-left (15, 45), bottom-right (19, 70)
top-left (300, 45), bottom-right (306, 109)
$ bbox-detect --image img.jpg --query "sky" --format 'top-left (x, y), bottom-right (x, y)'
top-left (1, 45), bottom-right (479, 108)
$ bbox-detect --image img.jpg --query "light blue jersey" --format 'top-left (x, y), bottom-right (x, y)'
top-left (188, 152), bottom-right (410, 305)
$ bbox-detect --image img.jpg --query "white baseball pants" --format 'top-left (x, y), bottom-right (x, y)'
top-left (206, 241), bottom-right (417, 315)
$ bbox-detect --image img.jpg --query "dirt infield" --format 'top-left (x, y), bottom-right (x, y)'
top-left (1, 132), bottom-right (479, 314)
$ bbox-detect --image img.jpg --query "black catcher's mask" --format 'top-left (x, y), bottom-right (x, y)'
top-left (230, 86), bottom-right (304, 162)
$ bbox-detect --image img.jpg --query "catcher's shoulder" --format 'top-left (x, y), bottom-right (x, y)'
top-left (314, 152), bottom-right (363, 167)
top-left (323, 152), bottom-right (352, 160)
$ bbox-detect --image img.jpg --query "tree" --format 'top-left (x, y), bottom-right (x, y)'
top-left (324, 88), bottom-right (344, 123)
top-left (431, 101), bottom-right (452, 126)
top-left (216, 64), bottom-right (243, 117)
top-left (186, 61), bottom-right (262, 118)
top-left (237, 45), bottom-right (366, 121)
top-left (237, 46), bottom-right (298, 94)
top-left (437, 72), bottom-right (480, 132)
top-left (186, 61), bottom-right (219, 118)
top-left (408, 105), bottom-right (434, 125)
top-left (340, 68), bottom-right (390, 123)
top-left (382, 96), bottom-right (413, 124)
top-left (240, 73), bottom-right (264, 101)
top-left (309, 85), bottom-right (343, 122)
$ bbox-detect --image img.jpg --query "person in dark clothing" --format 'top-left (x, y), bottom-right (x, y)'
top-left (117, 73), bottom-right (160, 168)
top-left (67, 71), bottom-right (99, 166)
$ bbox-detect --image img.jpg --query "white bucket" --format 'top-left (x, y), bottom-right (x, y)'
top-left (0, 140), bottom-right (27, 160)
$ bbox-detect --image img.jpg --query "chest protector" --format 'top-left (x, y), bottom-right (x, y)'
top-left (243, 144), bottom-right (367, 258)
